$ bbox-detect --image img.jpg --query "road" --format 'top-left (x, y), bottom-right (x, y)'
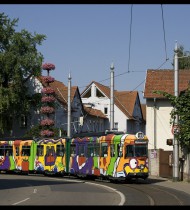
top-left (0, 173), bottom-right (190, 205)
top-left (0, 174), bottom-right (122, 205)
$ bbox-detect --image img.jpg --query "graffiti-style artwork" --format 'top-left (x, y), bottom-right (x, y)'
top-left (0, 132), bottom-right (149, 181)
top-left (35, 156), bottom-right (44, 171)
top-left (68, 132), bottom-right (149, 181)
top-left (0, 155), bottom-right (10, 170)
top-left (0, 141), bottom-right (13, 170)
top-left (45, 146), bottom-right (56, 166)
top-left (36, 138), bottom-right (66, 174)
top-left (21, 160), bottom-right (29, 171)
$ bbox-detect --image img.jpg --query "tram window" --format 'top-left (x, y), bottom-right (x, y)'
top-left (56, 145), bottom-right (65, 157)
top-left (101, 142), bottom-right (108, 157)
top-left (0, 146), bottom-right (4, 156)
top-left (117, 144), bottom-right (123, 157)
top-left (37, 145), bottom-right (44, 156)
top-left (87, 143), bottom-right (93, 157)
top-left (46, 146), bottom-right (50, 155)
top-left (110, 144), bottom-right (115, 157)
top-left (16, 147), bottom-right (19, 156)
top-left (22, 146), bottom-right (30, 156)
top-left (78, 144), bottom-right (85, 157)
top-left (46, 146), bottom-right (55, 156)
top-left (125, 145), bottom-right (134, 158)
top-left (94, 143), bottom-right (100, 157)
top-left (5, 146), bottom-right (13, 156)
top-left (70, 144), bottom-right (76, 157)
top-left (134, 145), bottom-right (147, 157)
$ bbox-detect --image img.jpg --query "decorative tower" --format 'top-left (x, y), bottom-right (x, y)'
top-left (40, 63), bottom-right (56, 138)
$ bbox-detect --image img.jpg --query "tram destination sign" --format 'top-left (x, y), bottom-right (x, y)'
top-left (135, 140), bottom-right (147, 144)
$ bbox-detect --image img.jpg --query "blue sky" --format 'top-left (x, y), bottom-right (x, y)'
top-left (1, 4), bottom-right (190, 103)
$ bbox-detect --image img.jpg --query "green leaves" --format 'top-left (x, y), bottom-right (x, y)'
top-left (0, 13), bottom-right (46, 136)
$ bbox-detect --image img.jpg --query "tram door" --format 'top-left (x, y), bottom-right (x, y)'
top-left (44, 144), bottom-right (56, 172)
top-left (99, 142), bottom-right (109, 175)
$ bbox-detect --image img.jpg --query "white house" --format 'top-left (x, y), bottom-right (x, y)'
top-left (81, 81), bottom-right (145, 134)
top-left (144, 69), bottom-right (190, 179)
top-left (144, 69), bottom-right (190, 151)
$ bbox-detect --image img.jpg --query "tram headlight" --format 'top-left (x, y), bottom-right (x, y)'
top-left (139, 164), bottom-right (144, 170)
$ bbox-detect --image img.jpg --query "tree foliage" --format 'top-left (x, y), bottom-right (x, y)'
top-left (172, 44), bottom-right (190, 69)
top-left (154, 89), bottom-right (190, 151)
top-left (23, 124), bottom-right (67, 139)
top-left (0, 13), bottom-right (46, 136)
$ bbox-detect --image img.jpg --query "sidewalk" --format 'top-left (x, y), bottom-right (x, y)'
top-left (148, 175), bottom-right (190, 195)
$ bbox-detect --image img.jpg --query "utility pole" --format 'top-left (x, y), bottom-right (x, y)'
top-left (67, 72), bottom-right (71, 138)
top-left (153, 98), bottom-right (157, 150)
top-left (110, 63), bottom-right (114, 130)
top-left (173, 41), bottom-right (179, 182)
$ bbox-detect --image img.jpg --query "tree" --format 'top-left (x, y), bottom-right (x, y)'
top-left (0, 12), bottom-right (46, 136)
top-left (23, 124), bottom-right (66, 139)
top-left (172, 45), bottom-right (190, 69)
top-left (154, 89), bottom-right (190, 151)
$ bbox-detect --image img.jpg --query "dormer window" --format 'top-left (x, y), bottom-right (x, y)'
top-left (96, 88), bottom-right (104, 97)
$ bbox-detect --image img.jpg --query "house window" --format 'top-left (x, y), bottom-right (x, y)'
top-left (96, 88), bottom-right (104, 97)
top-left (82, 89), bottom-right (91, 98)
top-left (104, 107), bottom-right (108, 115)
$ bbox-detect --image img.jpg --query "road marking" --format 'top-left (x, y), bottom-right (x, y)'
top-left (86, 182), bottom-right (126, 205)
top-left (12, 198), bottom-right (30, 205)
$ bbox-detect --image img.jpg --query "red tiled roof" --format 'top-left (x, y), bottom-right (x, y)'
top-left (144, 69), bottom-right (190, 98)
top-left (114, 91), bottom-right (137, 119)
top-left (38, 76), bottom-right (78, 105)
top-left (83, 106), bottom-right (107, 119)
top-left (141, 104), bottom-right (146, 121)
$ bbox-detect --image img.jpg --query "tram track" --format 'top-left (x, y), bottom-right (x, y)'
top-left (122, 183), bottom-right (184, 205)
top-left (35, 175), bottom-right (189, 205)
top-left (87, 178), bottom-right (187, 205)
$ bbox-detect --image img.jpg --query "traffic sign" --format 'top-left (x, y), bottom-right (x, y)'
top-left (171, 125), bottom-right (179, 135)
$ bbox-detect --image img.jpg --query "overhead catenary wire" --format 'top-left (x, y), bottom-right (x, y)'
top-left (77, 4), bottom-right (173, 103)
top-left (161, 4), bottom-right (169, 62)
top-left (127, 4), bottom-right (133, 73)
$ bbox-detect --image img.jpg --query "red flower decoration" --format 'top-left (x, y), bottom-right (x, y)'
top-left (41, 96), bottom-right (55, 103)
top-left (40, 130), bottom-right (54, 137)
top-left (41, 87), bottom-right (55, 94)
top-left (42, 63), bottom-right (55, 70)
top-left (40, 106), bottom-right (55, 114)
top-left (40, 119), bottom-right (55, 126)
top-left (42, 76), bottom-right (55, 83)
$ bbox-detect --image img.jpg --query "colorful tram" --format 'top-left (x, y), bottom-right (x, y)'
top-left (0, 131), bottom-right (149, 181)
